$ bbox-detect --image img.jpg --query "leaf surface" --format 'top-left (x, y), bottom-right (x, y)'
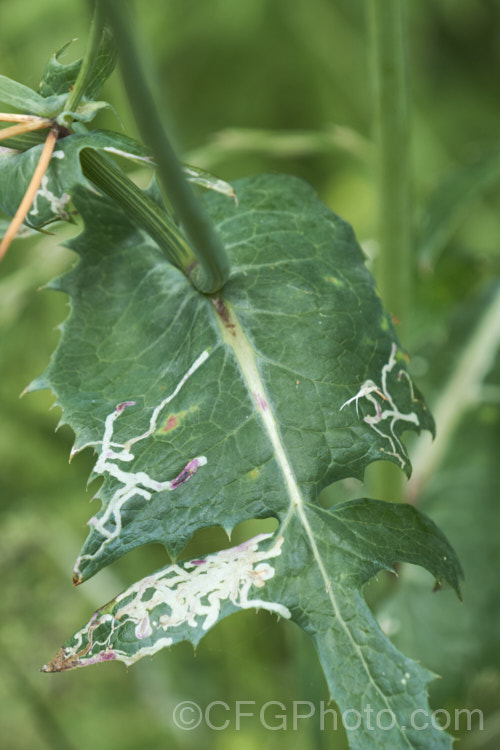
top-left (38, 173), bottom-right (460, 749)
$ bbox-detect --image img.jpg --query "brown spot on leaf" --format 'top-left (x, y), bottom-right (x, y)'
top-left (41, 647), bottom-right (80, 672)
top-left (162, 415), bottom-right (178, 432)
top-left (73, 571), bottom-right (82, 586)
top-left (211, 295), bottom-right (236, 336)
top-left (42, 634), bottom-right (93, 672)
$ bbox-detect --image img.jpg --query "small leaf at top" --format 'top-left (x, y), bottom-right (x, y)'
top-left (39, 30), bottom-right (117, 100)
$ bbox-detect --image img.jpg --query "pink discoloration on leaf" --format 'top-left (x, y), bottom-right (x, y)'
top-left (100, 652), bottom-right (117, 661)
top-left (211, 295), bottom-right (236, 335)
top-left (253, 392), bottom-right (268, 411)
top-left (116, 400), bottom-right (136, 415)
top-left (84, 651), bottom-right (117, 666)
top-left (135, 615), bottom-right (153, 640)
top-left (171, 457), bottom-right (204, 489)
top-left (162, 414), bottom-right (178, 432)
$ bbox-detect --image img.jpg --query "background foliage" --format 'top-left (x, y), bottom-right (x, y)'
top-left (1, 1), bottom-right (499, 748)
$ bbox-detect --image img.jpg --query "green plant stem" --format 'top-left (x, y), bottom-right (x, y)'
top-left (368, 0), bottom-right (411, 501)
top-left (369, 0), bottom-right (412, 329)
top-left (99, 0), bottom-right (230, 294)
top-left (80, 149), bottom-right (196, 271)
top-left (64, 2), bottom-right (104, 115)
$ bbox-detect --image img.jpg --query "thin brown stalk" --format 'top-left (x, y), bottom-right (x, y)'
top-left (0, 120), bottom-right (53, 142)
top-left (0, 113), bottom-right (53, 124)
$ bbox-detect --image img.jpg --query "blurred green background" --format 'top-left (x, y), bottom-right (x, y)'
top-left (1, 1), bottom-right (499, 748)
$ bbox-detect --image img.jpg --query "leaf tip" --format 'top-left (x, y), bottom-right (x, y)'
top-left (41, 648), bottom-right (79, 673)
top-left (73, 569), bottom-right (83, 586)
top-left (44, 275), bottom-right (66, 292)
top-left (20, 376), bottom-right (49, 397)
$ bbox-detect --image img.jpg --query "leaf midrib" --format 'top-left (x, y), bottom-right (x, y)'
top-left (212, 294), bottom-right (413, 746)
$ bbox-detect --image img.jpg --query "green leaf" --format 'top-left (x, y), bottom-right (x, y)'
top-left (0, 75), bottom-right (67, 118)
top-left (184, 164), bottom-right (237, 201)
top-left (58, 99), bottom-right (114, 125)
top-left (84, 27), bottom-right (118, 101)
top-left (38, 41), bottom-right (82, 98)
top-left (44, 499), bottom-right (461, 749)
top-left (37, 173), bottom-right (459, 748)
top-left (271, 500), bottom-right (461, 749)
top-left (36, 173), bottom-right (435, 579)
top-left (0, 35), bottom-right (117, 128)
top-left (39, 32), bottom-right (117, 101)
top-left (0, 130), bottom-right (152, 228)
